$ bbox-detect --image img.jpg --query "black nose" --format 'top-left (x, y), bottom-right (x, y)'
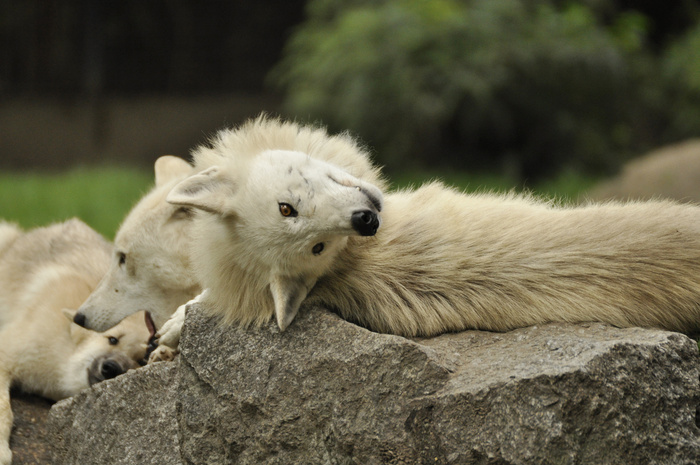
top-left (101, 360), bottom-right (124, 380)
top-left (351, 210), bottom-right (380, 236)
top-left (73, 312), bottom-right (87, 327)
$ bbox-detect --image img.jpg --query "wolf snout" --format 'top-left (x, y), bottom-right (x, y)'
top-left (359, 186), bottom-right (383, 213)
top-left (88, 353), bottom-right (136, 385)
top-left (100, 359), bottom-right (124, 379)
top-left (352, 210), bottom-right (380, 236)
top-left (73, 311), bottom-right (87, 328)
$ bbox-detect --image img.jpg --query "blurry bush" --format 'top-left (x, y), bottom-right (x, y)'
top-left (662, 21), bottom-right (700, 139)
top-left (272, 0), bottom-right (700, 181)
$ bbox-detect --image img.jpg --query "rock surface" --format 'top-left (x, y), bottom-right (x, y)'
top-left (48, 362), bottom-right (180, 465)
top-left (48, 304), bottom-right (700, 464)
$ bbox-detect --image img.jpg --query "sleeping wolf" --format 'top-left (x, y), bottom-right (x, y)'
top-left (0, 219), bottom-right (152, 465)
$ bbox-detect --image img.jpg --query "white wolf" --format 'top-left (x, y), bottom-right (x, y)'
top-left (0, 219), bottom-right (152, 465)
top-left (73, 155), bottom-right (201, 360)
top-left (168, 117), bottom-right (700, 337)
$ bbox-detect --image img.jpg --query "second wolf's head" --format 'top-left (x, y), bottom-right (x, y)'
top-left (62, 309), bottom-right (153, 392)
top-left (74, 156), bottom-right (201, 332)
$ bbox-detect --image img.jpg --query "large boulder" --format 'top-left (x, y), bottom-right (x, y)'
top-left (48, 363), bottom-right (180, 465)
top-left (48, 304), bottom-right (700, 464)
top-left (586, 139), bottom-right (700, 203)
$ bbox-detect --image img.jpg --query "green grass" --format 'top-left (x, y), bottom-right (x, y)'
top-left (0, 166), bottom-right (153, 239)
top-left (0, 166), bottom-right (600, 240)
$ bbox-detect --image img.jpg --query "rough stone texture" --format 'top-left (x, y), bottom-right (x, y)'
top-left (47, 362), bottom-right (180, 465)
top-left (48, 304), bottom-right (700, 464)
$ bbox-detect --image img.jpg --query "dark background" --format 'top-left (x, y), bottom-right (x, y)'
top-left (2, 0), bottom-right (700, 179)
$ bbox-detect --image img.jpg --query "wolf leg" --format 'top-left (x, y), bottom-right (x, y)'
top-left (148, 290), bottom-right (208, 363)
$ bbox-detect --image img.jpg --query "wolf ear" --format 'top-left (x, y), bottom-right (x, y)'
top-left (269, 274), bottom-right (316, 331)
top-left (167, 166), bottom-right (237, 215)
top-left (154, 156), bottom-right (192, 187)
top-left (63, 309), bottom-right (91, 343)
top-left (62, 308), bottom-right (77, 322)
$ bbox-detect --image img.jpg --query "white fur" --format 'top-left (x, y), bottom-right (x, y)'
top-left (75, 156), bottom-right (201, 338)
top-left (169, 118), bottom-right (700, 338)
top-left (169, 116), bottom-right (386, 329)
top-left (146, 290), bottom-right (209, 362)
top-left (0, 223), bottom-right (20, 259)
top-left (98, 118), bottom-right (385, 349)
top-left (0, 220), bottom-right (151, 465)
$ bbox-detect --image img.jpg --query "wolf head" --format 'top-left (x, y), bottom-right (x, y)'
top-left (168, 149), bottom-right (383, 331)
top-left (74, 156), bottom-right (201, 332)
top-left (62, 309), bottom-right (152, 391)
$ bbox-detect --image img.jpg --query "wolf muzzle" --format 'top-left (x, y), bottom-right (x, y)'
top-left (351, 210), bottom-right (380, 236)
top-left (88, 353), bottom-right (138, 385)
top-left (73, 311), bottom-right (87, 328)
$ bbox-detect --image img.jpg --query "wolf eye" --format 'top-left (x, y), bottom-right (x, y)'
top-left (117, 252), bottom-right (126, 266)
top-left (279, 203), bottom-right (298, 218)
top-left (312, 243), bottom-right (325, 255)
top-left (173, 206), bottom-right (193, 219)
top-left (108, 336), bottom-right (119, 345)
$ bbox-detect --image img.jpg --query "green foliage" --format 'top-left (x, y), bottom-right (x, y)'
top-left (0, 166), bottom-right (152, 239)
top-left (272, 0), bottom-right (692, 180)
top-left (661, 22), bottom-right (700, 138)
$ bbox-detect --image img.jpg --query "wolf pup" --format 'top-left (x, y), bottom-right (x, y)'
top-left (168, 117), bottom-right (700, 338)
top-left (0, 220), bottom-right (152, 465)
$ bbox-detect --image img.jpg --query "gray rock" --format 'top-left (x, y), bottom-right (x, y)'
top-left (48, 304), bottom-right (700, 464)
top-left (47, 362), bottom-right (180, 465)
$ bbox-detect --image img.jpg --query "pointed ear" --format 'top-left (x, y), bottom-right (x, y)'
top-left (64, 309), bottom-right (90, 344)
top-left (167, 166), bottom-right (236, 215)
top-left (62, 308), bottom-right (77, 322)
top-left (269, 274), bottom-right (316, 331)
top-left (155, 156), bottom-right (192, 187)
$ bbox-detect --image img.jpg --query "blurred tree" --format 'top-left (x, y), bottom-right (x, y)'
top-left (272, 0), bottom-right (662, 179)
top-left (3, 0), bottom-right (700, 180)
top-left (661, 21), bottom-right (700, 138)
top-left (575, 0), bottom-right (700, 49)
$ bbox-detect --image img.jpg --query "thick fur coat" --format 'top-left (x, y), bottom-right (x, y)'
top-left (169, 117), bottom-right (700, 337)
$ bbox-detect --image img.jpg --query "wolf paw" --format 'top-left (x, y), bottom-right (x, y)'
top-left (147, 290), bottom-right (208, 364)
top-left (148, 345), bottom-right (178, 363)
top-left (156, 305), bottom-right (187, 349)
top-left (156, 289), bottom-right (209, 348)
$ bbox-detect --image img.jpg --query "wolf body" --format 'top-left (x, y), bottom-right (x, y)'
top-left (0, 219), bottom-right (152, 465)
top-left (168, 118), bottom-right (700, 337)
